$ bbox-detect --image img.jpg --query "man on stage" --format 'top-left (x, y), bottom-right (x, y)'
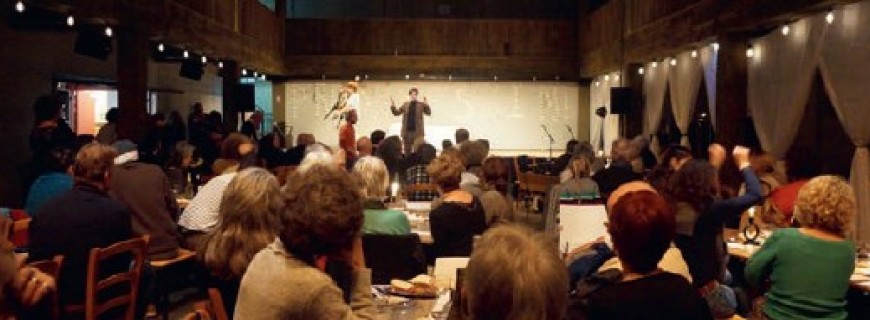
top-left (390, 87), bottom-right (431, 153)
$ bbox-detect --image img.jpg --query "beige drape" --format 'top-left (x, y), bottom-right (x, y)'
top-left (699, 46), bottom-right (718, 127)
top-left (818, 2), bottom-right (870, 242)
top-left (668, 51), bottom-right (704, 147)
top-left (643, 61), bottom-right (669, 155)
top-left (748, 17), bottom-right (825, 158)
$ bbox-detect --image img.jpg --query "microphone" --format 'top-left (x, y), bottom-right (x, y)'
top-left (541, 124), bottom-right (555, 143)
top-left (566, 125), bottom-right (575, 140)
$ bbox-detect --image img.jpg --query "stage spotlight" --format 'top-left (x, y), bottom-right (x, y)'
top-left (826, 10), bottom-right (835, 24)
top-left (218, 61), bottom-right (224, 69)
top-left (712, 42), bottom-right (720, 51)
top-left (104, 26), bottom-right (113, 37)
top-left (746, 45), bottom-right (755, 58)
top-left (66, 15), bottom-right (75, 27)
top-left (183, 50), bottom-right (189, 59)
top-left (15, 1), bottom-right (24, 13)
top-left (691, 50), bottom-right (698, 58)
top-left (201, 56), bottom-right (207, 64)
top-left (782, 24), bottom-right (790, 36)
top-left (242, 69), bottom-right (248, 76)
top-left (158, 43), bottom-right (164, 52)
top-left (638, 67), bottom-right (644, 75)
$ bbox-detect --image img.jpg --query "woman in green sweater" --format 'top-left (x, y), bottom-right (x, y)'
top-left (746, 175), bottom-right (856, 320)
top-left (353, 156), bottom-right (411, 235)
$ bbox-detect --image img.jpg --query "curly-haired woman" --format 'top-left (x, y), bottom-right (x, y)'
top-left (746, 176), bottom-right (856, 320)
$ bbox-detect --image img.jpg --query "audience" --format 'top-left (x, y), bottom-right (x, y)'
top-left (464, 224), bottom-right (569, 320)
top-left (234, 165), bottom-right (373, 319)
top-left (29, 94), bottom-right (76, 178)
top-left (370, 129), bottom-right (386, 154)
top-left (427, 151), bottom-right (487, 258)
top-left (95, 107), bottom-right (119, 145)
top-left (645, 145), bottom-right (692, 193)
top-left (286, 133), bottom-right (315, 165)
top-left (0, 230), bottom-right (57, 319)
top-left (592, 139), bottom-right (642, 200)
top-left (769, 146), bottom-right (822, 224)
top-left (178, 157), bottom-right (248, 250)
top-left (458, 140), bottom-right (489, 195)
top-left (441, 139), bottom-right (454, 152)
top-left (455, 128), bottom-right (470, 147)
top-left (477, 157), bottom-right (514, 224)
top-left (557, 150), bottom-right (600, 196)
top-left (404, 143), bottom-right (439, 201)
top-left (568, 188), bottom-right (711, 320)
top-left (27, 143), bottom-right (133, 306)
top-left (356, 136), bottom-right (373, 158)
top-left (374, 135), bottom-right (406, 182)
top-left (667, 146), bottom-right (760, 318)
top-left (556, 139), bottom-right (580, 181)
top-left (25, 147), bottom-right (73, 214)
top-left (212, 133), bottom-right (256, 175)
top-left (199, 168), bottom-right (283, 315)
top-left (353, 156), bottom-right (411, 235)
top-left (109, 140), bottom-right (181, 260)
top-left (746, 176), bottom-right (856, 320)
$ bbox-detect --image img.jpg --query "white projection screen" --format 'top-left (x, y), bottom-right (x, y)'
top-left (282, 81), bottom-right (580, 154)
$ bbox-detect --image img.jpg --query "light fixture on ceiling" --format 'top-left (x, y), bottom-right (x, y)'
top-left (826, 9), bottom-right (835, 24)
top-left (670, 58), bottom-right (677, 66)
top-left (157, 43), bottom-right (165, 52)
top-left (201, 56), bottom-right (207, 64)
top-left (613, 73), bottom-right (620, 82)
top-left (104, 26), bottom-right (113, 37)
top-left (242, 69), bottom-right (248, 76)
top-left (691, 50), bottom-right (698, 58)
top-left (218, 61), bottom-right (223, 69)
top-left (604, 74), bottom-right (610, 81)
top-left (66, 15), bottom-right (75, 27)
top-left (638, 67), bottom-right (644, 75)
top-left (782, 24), bottom-right (790, 36)
top-left (14, 1), bottom-right (24, 13)
top-left (746, 45), bottom-right (755, 58)
top-left (712, 42), bottom-right (720, 51)
top-left (651, 61), bottom-right (658, 68)
top-left (183, 50), bottom-right (189, 59)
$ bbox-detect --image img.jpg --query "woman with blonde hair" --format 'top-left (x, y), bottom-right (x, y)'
top-left (353, 156), bottom-right (411, 235)
top-left (746, 175), bottom-right (856, 320)
top-left (464, 224), bottom-right (569, 320)
top-left (198, 167), bottom-right (283, 315)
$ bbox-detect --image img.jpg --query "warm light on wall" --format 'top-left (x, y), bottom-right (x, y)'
top-left (781, 24), bottom-right (790, 36)
top-left (826, 10), bottom-right (835, 24)
top-left (746, 45), bottom-right (755, 58)
top-left (638, 67), bottom-right (644, 75)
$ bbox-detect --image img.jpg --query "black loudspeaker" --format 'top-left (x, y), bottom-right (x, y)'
top-left (74, 27), bottom-right (112, 60)
top-left (179, 60), bottom-right (204, 80)
top-left (235, 84), bottom-right (255, 111)
top-left (610, 87), bottom-right (632, 114)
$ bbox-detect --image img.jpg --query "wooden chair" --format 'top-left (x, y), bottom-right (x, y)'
top-left (27, 255), bottom-right (64, 320)
top-left (64, 236), bottom-right (148, 320)
top-left (150, 247), bottom-right (197, 320)
top-left (524, 173), bottom-right (560, 221)
top-left (181, 288), bottom-right (229, 320)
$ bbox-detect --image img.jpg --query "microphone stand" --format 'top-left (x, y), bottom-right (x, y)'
top-left (566, 125), bottom-right (575, 141)
top-left (542, 125), bottom-right (555, 161)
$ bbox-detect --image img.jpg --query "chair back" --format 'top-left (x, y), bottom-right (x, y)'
top-left (27, 255), bottom-right (64, 320)
top-left (362, 233), bottom-right (427, 284)
top-left (525, 173), bottom-right (559, 194)
top-left (84, 236), bottom-right (148, 320)
top-left (207, 288), bottom-right (230, 320)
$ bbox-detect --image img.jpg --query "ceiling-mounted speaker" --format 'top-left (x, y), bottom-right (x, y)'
top-left (74, 26), bottom-right (112, 60)
top-left (179, 60), bottom-right (204, 81)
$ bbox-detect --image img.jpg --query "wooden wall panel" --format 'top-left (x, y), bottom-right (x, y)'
top-left (285, 19), bottom-right (575, 58)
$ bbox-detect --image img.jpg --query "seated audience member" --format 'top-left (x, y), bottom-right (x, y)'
top-left (234, 166), bottom-right (374, 319)
top-left (464, 225), bottom-right (569, 320)
top-left (592, 139), bottom-right (642, 200)
top-left (458, 140), bottom-right (489, 194)
top-left (404, 143), bottom-right (439, 201)
top-left (557, 151), bottom-right (600, 196)
top-left (746, 176), bottom-right (856, 320)
top-left (95, 108), bottom-right (119, 145)
top-left (374, 135), bottom-right (406, 182)
top-left (441, 139), bottom-right (454, 153)
top-left (769, 146), bottom-right (821, 224)
top-left (212, 133), bottom-right (256, 175)
top-left (564, 182), bottom-right (691, 286)
top-left (285, 133), bottom-right (315, 166)
top-left (478, 157), bottom-right (514, 224)
top-left (356, 137), bottom-right (373, 158)
top-left (427, 152), bottom-right (487, 258)
top-left (25, 147), bottom-right (74, 214)
top-left (297, 149), bottom-right (337, 174)
top-left (0, 234), bottom-right (57, 319)
top-left (178, 149), bottom-right (257, 249)
top-left (353, 156), bottom-right (411, 235)
top-left (667, 146), bottom-right (761, 318)
top-left (166, 142), bottom-right (196, 192)
top-left (568, 189), bottom-right (711, 320)
top-left (634, 135), bottom-right (658, 172)
top-left (738, 151), bottom-right (786, 229)
top-left (370, 130), bottom-right (386, 154)
top-left (258, 127), bottom-right (287, 169)
top-left (454, 128), bottom-right (470, 147)
top-left (645, 145), bottom-right (692, 193)
top-left (27, 143), bottom-right (133, 305)
top-left (199, 168), bottom-right (283, 315)
top-left (109, 140), bottom-right (181, 260)
top-left (29, 94), bottom-right (76, 176)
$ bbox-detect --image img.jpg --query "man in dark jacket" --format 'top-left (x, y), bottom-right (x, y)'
top-left (28, 143), bottom-right (133, 305)
top-left (110, 140), bottom-right (182, 260)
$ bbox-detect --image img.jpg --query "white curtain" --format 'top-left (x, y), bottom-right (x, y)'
top-left (748, 17), bottom-right (825, 158)
top-left (643, 61), bottom-right (669, 154)
top-left (668, 51), bottom-right (704, 146)
top-left (818, 1), bottom-right (870, 242)
top-left (589, 75), bottom-right (619, 155)
top-left (699, 46), bottom-right (719, 126)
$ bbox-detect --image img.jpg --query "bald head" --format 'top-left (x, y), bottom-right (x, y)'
top-left (606, 181), bottom-right (658, 212)
top-left (357, 137), bottom-right (373, 156)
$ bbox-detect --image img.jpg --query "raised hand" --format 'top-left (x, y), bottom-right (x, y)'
top-left (732, 145), bottom-right (751, 169)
